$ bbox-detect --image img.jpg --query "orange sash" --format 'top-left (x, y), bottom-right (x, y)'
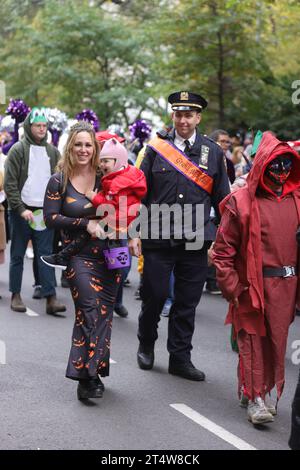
top-left (148, 137), bottom-right (213, 194)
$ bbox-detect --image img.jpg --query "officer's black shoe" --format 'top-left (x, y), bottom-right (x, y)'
top-left (168, 361), bottom-right (206, 381)
top-left (114, 305), bottom-right (128, 318)
top-left (137, 344), bottom-right (154, 370)
top-left (41, 254), bottom-right (68, 270)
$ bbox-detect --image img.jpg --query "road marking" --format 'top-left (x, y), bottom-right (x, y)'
top-left (25, 308), bottom-right (40, 317)
top-left (110, 359), bottom-right (116, 364)
top-left (0, 340), bottom-right (6, 364)
top-left (170, 403), bottom-right (257, 451)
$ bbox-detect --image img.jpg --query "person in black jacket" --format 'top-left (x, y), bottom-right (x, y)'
top-left (289, 225), bottom-right (300, 449)
top-left (129, 91), bottom-right (230, 381)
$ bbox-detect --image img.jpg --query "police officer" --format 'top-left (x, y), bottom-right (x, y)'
top-left (129, 91), bottom-right (230, 381)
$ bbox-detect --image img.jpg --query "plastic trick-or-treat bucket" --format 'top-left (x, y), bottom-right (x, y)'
top-left (103, 246), bottom-right (130, 270)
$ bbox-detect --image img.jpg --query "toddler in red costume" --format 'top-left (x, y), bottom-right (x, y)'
top-left (41, 138), bottom-right (146, 270)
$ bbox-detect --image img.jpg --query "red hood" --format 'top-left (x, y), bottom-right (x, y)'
top-left (247, 131), bottom-right (300, 199)
top-left (101, 165), bottom-right (147, 196)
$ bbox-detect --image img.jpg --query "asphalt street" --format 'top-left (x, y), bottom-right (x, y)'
top-left (0, 250), bottom-right (299, 451)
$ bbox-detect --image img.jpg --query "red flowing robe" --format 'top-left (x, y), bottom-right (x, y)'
top-left (212, 132), bottom-right (300, 401)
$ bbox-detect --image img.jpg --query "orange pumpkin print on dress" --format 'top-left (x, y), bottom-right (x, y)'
top-left (66, 268), bottom-right (76, 280)
top-left (88, 350), bottom-right (95, 359)
top-left (72, 357), bottom-right (84, 370)
top-left (71, 287), bottom-right (79, 299)
top-left (90, 276), bottom-right (103, 292)
top-left (84, 261), bottom-right (94, 268)
top-left (89, 336), bottom-right (99, 349)
top-left (73, 336), bottom-right (85, 347)
top-left (101, 305), bottom-right (108, 316)
top-left (75, 309), bottom-right (84, 326)
top-left (46, 190), bottom-right (61, 201)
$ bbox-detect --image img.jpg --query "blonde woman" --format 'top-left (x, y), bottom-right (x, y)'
top-left (43, 121), bottom-right (121, 400)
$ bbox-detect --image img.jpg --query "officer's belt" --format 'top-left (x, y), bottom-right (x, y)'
top-left (148, 137), bottom-right (213, 195)
top-left (263, 266), bottom-right (297, 278)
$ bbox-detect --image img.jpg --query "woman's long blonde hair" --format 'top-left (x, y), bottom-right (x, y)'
top-left (56, 121), bottom-right (100, 192)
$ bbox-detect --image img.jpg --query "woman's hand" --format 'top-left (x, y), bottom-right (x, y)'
top-left (86, 190), bottom-right (96, 201)
top-left (86, 219), bottom-right (100, 237)
top-left (128, 238), bottom-right (142, 257)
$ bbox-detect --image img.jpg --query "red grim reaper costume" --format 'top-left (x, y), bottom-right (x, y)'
top-left (212, 131), bottom-right (300, 404)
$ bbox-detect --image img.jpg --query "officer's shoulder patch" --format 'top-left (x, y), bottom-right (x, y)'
top-left (156, 129), bottom-right (169, 139)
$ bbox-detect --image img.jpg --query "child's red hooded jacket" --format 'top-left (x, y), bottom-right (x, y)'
top-left (91, 165), bottom-right (147, 232)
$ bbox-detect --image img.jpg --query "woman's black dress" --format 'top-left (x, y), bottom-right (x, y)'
top-left (44, 172), bottom-right (121, 380)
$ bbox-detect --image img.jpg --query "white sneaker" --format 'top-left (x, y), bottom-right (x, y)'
top-left (26, 247), bottom-right (34, 259)
top-left (264, 395), bottom-right (277, 416)
top-left (242, 393), bottom-right (277, 415)
top-left (247, 397), bottom-right (274, 424)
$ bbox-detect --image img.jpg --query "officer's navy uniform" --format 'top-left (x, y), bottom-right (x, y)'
top-left (138, 92), bottom-right (230, 375)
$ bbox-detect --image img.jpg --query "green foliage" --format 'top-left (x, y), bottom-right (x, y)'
top-left (0, 0), bottom-right (299, 138)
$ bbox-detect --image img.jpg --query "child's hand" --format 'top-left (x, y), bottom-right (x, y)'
top-left (86, 190), bottom-right (96, 200)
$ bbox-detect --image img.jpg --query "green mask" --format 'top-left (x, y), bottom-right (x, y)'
top-left (30, 107), bottom-right (48, 124)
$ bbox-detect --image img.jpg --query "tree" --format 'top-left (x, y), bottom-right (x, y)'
top-left (0, 0), bottom-right (152, 127)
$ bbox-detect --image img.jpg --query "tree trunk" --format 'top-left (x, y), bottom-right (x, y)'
top-left (217, 31), bottom-right (225, 128)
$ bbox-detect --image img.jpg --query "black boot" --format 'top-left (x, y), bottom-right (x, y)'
top-left (168, 359), bottom-right (206, 381)
top-left (77, 377), bottom-right (104, 400)
top-left (137, 344), bottom-right (154, 370)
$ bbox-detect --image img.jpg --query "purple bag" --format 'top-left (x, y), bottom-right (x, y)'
top-left (103, 246), bottom-right (130, 270)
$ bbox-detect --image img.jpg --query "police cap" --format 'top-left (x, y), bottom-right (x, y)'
top-left (168, 91), bottom-right (208, 112)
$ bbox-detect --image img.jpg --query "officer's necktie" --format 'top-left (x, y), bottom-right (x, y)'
top-left (184, 139), bottom-right (191, 156)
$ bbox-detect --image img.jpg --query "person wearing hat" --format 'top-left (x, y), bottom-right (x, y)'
top-left (4, 107), bottom-right (66, 315)
top-left (129, 91), bottom-right (230, 381)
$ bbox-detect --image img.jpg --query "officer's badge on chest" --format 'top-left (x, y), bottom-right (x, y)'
top-left (199, 145), bottom-right (209, 169)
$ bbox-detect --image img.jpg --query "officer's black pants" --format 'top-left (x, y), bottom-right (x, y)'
top-left (138, 245), bottom-right (208, 363)
top-left (289, 367), bottom-right (300, 450)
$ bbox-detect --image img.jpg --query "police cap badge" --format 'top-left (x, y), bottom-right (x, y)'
top-left (168, 91), bottom-right (208, 112)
